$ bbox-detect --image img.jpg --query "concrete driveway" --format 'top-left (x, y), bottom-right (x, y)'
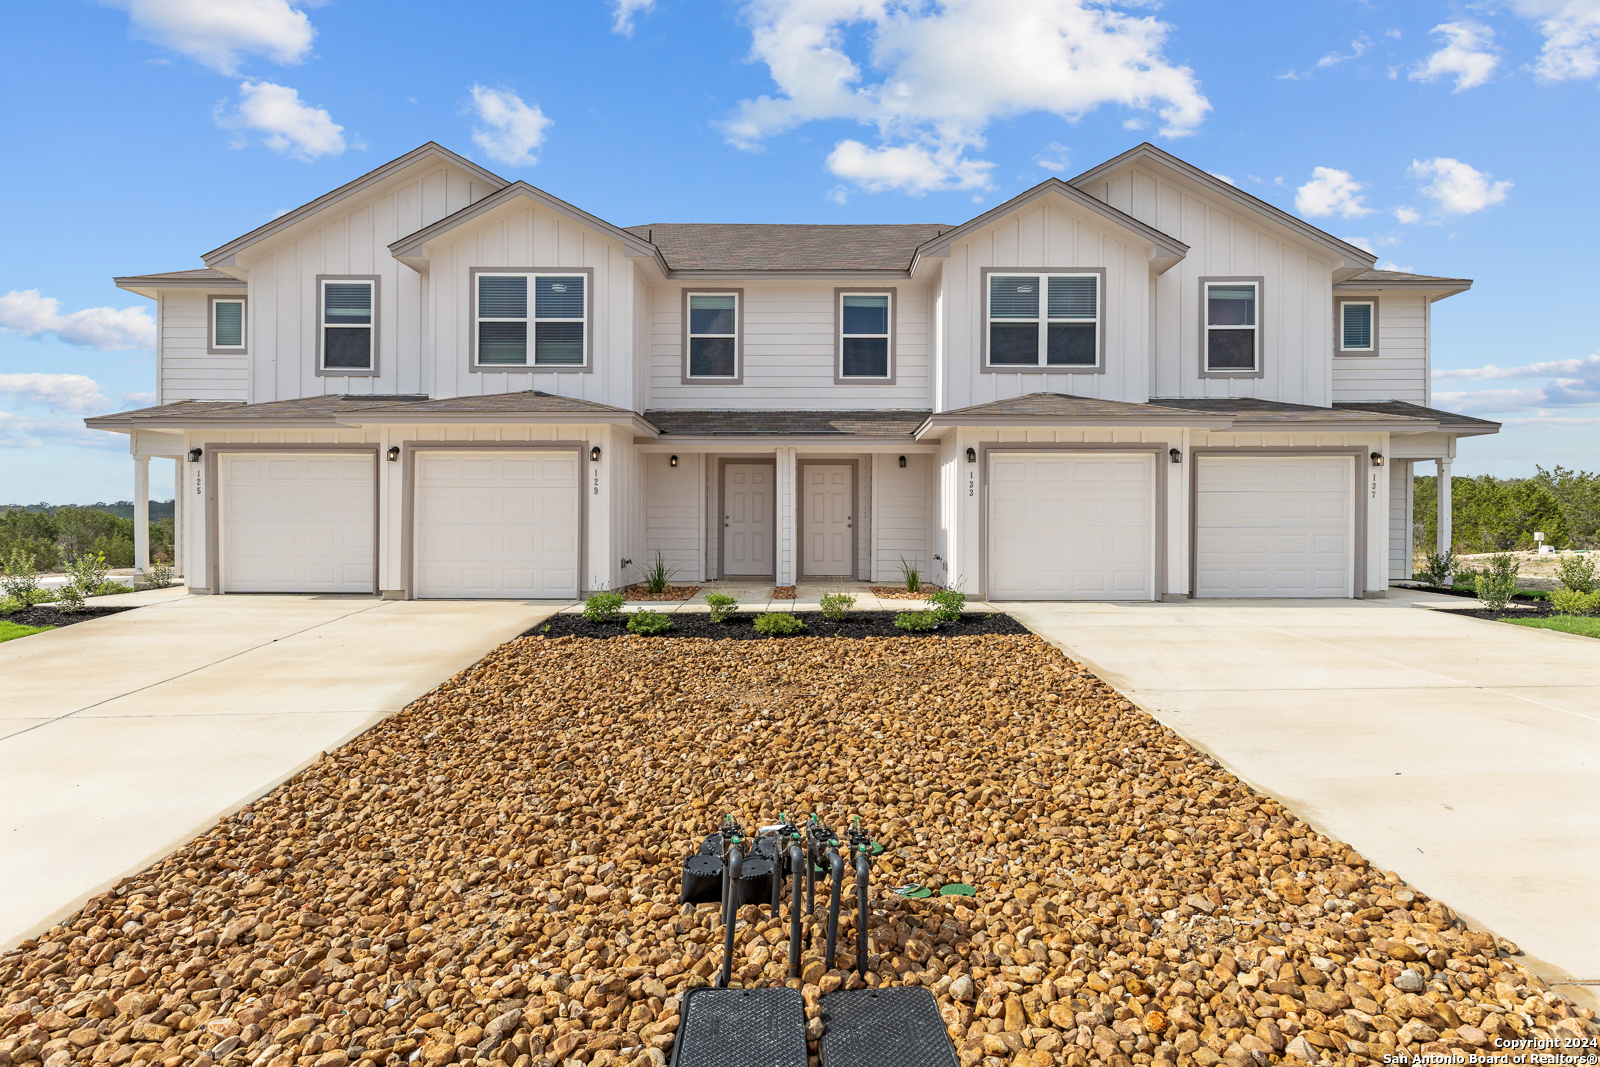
top-left (1004, 591), bottom-right (1600, 1010)
top-left (0, 590), bottom-right (569, 948)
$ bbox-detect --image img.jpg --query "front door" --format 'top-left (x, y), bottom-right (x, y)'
top-left (802, 464), bottom-right (854, 577)
top-left (723, 463), bottom-right (774, 576)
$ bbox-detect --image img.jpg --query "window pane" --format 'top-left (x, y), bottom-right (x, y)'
top-left (1047, 324), bottom-right (1096, 365)
top-left (1048, 276), bottom-right (1096, 320)
top-left (214, 301), bottom-right (243, 347)
top-left (689, 294), bottom-right (736, 335)
top-left (479, 276), bottom-right (526, 319)
top-left (323, 327), bottom-right (371, 368)
top-left (324, 283), bottom-right (372, 325)
top-left (989, 276), bottom-right (1039, 319)
top-left (841, 294), bottom-right (888, 335)
top-left (841, 337), bottom-right (889, 377)
top-left (1343, 303), bottom-right (1372, 349)
top-left (989, 323), bottom-right (1038, 365)
top-left (689, 336), bottom-right (736, 377)
top-left (1207, 328), bottom-right (1256, 369)
top-left (535, 276), bottom-right (584, 319)
top-left (534, 321), bottom-right (584, 365)
top-left (478, 321), bottom-right (528, 365)
top-left (1206, 284), bottom-right (1255, 326)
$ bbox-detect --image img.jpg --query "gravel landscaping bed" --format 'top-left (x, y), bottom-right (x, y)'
top-left (2, 634), bottom-right (1592, 1067)
top-left (871, 586), bottom-right (942, 599)
top-left (529, 612), bottom-right (1029, 640)
top-left (618, 587), bottom-right (699, 602)
top-left (1, 603), bottom-right (137, 630)
top-left (772, 586), bottom-right (796, 599)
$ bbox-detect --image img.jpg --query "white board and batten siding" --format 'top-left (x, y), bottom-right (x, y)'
top-left (158, 290), bottom-right (248, 402)
top-left (219, 452), bottom-right (375, 593)
top-left (1332, 291), bottom-right (1429, 404)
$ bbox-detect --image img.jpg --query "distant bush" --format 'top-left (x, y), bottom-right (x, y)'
top-left (753, 612), bottom-right (804, 636)
top-left (1554, 553), bottom-right (1598, 595)
top-left (1, 548), bottom-right (47, 608)
top-left (1473, 553), bottom-right (1520, 613)
top-left (1549, 589), bottom-right (1600, 616)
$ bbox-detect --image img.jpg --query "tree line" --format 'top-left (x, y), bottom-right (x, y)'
top-left (0, 503), bottom-right (175, 572)
top-left (1414, 466), bottom-right (1600, 554)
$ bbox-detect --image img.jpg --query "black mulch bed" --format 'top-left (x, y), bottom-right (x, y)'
top-left (1412, 583), bottom-right (1549, 604)
top-left (522, 611), bottom-right (1029, 640)
top-left (1436, 604), bottom-right (1562, 622)
top-left (4, 604), bottom-right (138, 630)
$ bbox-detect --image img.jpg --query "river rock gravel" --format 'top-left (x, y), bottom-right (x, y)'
top-left (2, 632), bottom-right (1593, 1067)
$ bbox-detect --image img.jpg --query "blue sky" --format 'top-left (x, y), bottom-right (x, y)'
top-left (2, 0), bottom-right (1598, 502)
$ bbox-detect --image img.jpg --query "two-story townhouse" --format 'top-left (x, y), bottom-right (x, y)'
top-left (89, 141), bottom-right (1498, 601)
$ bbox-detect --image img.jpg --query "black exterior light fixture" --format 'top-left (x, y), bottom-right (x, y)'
top-left (898, 455), bottom-right (907, 468)
top-left (1169, 448), bottom-right (1183, 464)
top-left (590, 445), bottom-right (602, 462)
top-left (1370, 451), bottom-right (1384, 468)
top-left (387, 446), bottom-right (400, 462)
top-left (187, 448), bottom-right (202, 463)
top-left (669, 454), bottom-right (678, 467)
top-left (966, 447), bottom-right (977, 463)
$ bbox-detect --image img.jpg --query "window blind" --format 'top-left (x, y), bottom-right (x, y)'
top-left (1343, 302), bottom-right (1372, 349)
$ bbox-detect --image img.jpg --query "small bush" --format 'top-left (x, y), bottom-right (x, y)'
top-left (54, 579), bottom-right (87, 614)
top-left (1473, 553), bottom-right (1521, 613)
top-left (583, 591), bottom-right (625, 622)
top-left (146, 558), bottom-right (175, 589)
top-left (94, 581), bottom-right (135, 597)
top-left (1549, 588), bottom-right (1600, 616)
top-left (893, 610), bottom-right (938, 632)
top-left (626, 609), bottom-right (674, 635)
top-left (1414, 551), bottom-right (1457, 587)
top-left (1, 548), bottom-right (46, 608)
top-left (59, 552), bottom-right (110, 613)
top-left (1554, 553), bottom-right (1598, 594)
top-left (641, 550), bottom-right (680, 595)
top-left (897, 556), bottom-right (924, 594)
top-left (926, 588), bottom-right (966, 621)
top-left (753, 612), bottom-right (804, 636)
top-left (705, 591), bottom-right (738, 623)
top-left (820, 591), bottom-right (855, 621)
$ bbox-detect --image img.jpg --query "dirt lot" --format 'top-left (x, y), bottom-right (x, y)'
top-left (1, 631), bottom-right (1593, 1067)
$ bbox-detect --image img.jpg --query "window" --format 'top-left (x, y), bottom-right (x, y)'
top-left (837, 290), bottom-right (892, 379)
top-left (1202, 279), bottom-right (1260, 374)
top-left (985, 271), bottom-right (1101, 369)
top-left (474, 272), bottom-right (587, 367)
top-left (686, 291), bottom-right (740, 379)
top-left (319, 277), bottom-right (376, 372)
top-left (208, 296), bottom-right (245, 354)
top-left (1340, 300), bottom-right (1375, 353)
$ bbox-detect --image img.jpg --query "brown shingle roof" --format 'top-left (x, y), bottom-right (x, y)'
top-left (85, 391), bottom-right (639, 428)
top-left (940, 393), bottom-right (1221, 420)
top-left (1335, 269), bottom-right (1472, 293)
top-left (624, 224), bottom-right (948, 272)
top-left (643, 409), bottom-right (929, 436)
top-left (1333, 400), bottom-right (1500, 434)
top-left (1151, 397), bottom-right (1435, 426)
top-left (113, 268), bottom-right (246, 290)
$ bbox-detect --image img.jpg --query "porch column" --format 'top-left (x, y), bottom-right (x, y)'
top-left (133, 456), bottom-right (150, 575)
top-left (775, 447), bottom-right (797, 587)
top-left (173, 458), bottom-right (185, 579)
top-left (1436, 458), bottom-right (1453, 559)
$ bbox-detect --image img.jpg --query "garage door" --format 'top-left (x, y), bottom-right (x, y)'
top-left (988, 452), bottom-right (1155, 601)
top-left (219, 452), bottom-right (375, 594)
top-left (413, 450), bottom-right (580, 599)
top-left (1195, 455), bottom-right (1354, 598)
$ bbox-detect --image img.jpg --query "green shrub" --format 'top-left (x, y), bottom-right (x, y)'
top-left (820, 591), bottom-right (855, 621)
top-left (705, 591), bottom-right (738, 623)
top-left (926, 588), bottom-right (966, 621)
top-left (753, 612), bottom-right (804, 636)
top-left (1, 548), bottom-right (47, 607)
top-left (146, 558), bottom-right (175, 589)
top-left (897, 556), bottom-right (925, 594)
top-left (641, 550), bottom-right (680, 595)
top-left (583, 591), bottom-right (625, 622)
top-left (1473, 553), bottom-right (1521, 613)
top-left (93, 534), bottom-right (135, 569)
top-left (1554, 553), bottom-right (1598, 594)
top-left (626, 609), bottom-right (674, 635)
top-left (1414, 551), bottom-right (1457, 587)
top-left (94, 581), bottom-right (135, 597)
top-left (893, 611), bottom-right (938, 632)
top-left (1549, 588), bottom-right (1600, 616)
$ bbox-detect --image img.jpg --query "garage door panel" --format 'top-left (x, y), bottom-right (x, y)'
top-left (221, 452), bottom-right (375, 594)
top-left (1196, 455), bottom-right (1353, 598)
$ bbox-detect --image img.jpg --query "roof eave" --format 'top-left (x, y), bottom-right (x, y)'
top-left (662, 268), bottom-right (914, 280)
top-left (636, 433), bottom-right (921, 448)
top-left (1334, 278), bottom-right (1474, 299)
top-left (337, 412), bottom-right (659, 435)
top-left (113, 276), bottom-right (246, 297)
top-left (1223, 418), bottom-right (1440, 434)
top-left (914, 412), bottom-right (1234, 440)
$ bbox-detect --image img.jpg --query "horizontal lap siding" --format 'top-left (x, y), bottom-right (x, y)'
top-left (874, 454), bottom-right (930, 582)
top-left (644, 453), bottom-right (702, 581)
top-left (161, 291), bottom-right (247, 402)
top-left (1333, 292), bottom-right (1427, 403)
top-left (1389, 461), bottom-right (1413, 579)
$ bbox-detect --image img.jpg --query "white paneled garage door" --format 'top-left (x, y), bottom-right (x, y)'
top-left (1195, 455), bottom-right (1354, 598)
top-left (219, 452), bottom-right (375, 594)
top-left (988, 452), bottom-right (1156, 601)
top-left (413, 450), bottom-right (580, 599)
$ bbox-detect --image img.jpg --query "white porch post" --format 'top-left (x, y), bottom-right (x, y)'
top-left (173, 458), bottom-right (185, 578)
top-left (1436, 458), bottom-right (1453, 558)
top-left (133, 457), bottom-right (150, 575)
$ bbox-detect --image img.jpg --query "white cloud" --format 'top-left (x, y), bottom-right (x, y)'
top-left (1295, 167), bottom-right (1373, 219)
top-left (1376, 259), bottom-right (1415, 272)
top-left (1410, 22), bottom-right (1499, 91)
top-left (1409, 157), bottom-right (1512, 214)
top-left (1344, 236), bottom-right (1376, 254)
top-left (107, 0), bottom-right (316, 76)
top-left (1503, 0), bottom-right (1600, 81)
top-left (122, 391), bottom-right (158, 408)
top-left (721, 0), bottom-right (1210, 194)
top-left (0, 374), bottom-right (111, 413)
top-left (612, 0), bottom-right (655, 35)
top-left (0, 290), bottom-right (156, 351)
top-left (1210, 172), bottom-right (1234, 185)
top-left (0, 412), bottom-right (123, 450)
top-left (1433, 351), bottom-right (1600, 413)
top-left (218, 80), bottom-right (346, 159)
top-left (1317, 35), bottom-right (1372, 68)
top-left (1035, 143), bottom-right (1071, 171)
top-left (1435, 353), bottom-right (1600, 381)
top-left (1394, 206), bottom-right (1422, 224)
top-left (468, 85), bottom-right (552, 168)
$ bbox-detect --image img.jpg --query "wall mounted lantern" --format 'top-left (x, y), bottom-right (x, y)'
top-left (387, 446), bottom-right (400, 462)
top-left (590, 446), bottom-right (602, 462)
top-left (1169, 448), bottom-right (1182, 464)
top-left (898, 455), bottom-right (907, 468)
top-left (669, 454), bottom-right (678, 467)
top-left (1370, 451), bottom-right (1384, 467)
top-left (187, 448), bottom-right (202, 463)
top-left (966, 447), bottom-right (976, 463)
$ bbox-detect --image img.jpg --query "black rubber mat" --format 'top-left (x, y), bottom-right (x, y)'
top-left (670, 986), bottom-right (808, 1067)
top-left (818, 986), bottom-right (959, 1067)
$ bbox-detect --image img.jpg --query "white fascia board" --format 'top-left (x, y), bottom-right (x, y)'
top-left (336, 413), bottom-right (661, 437)
top-left (633, 435), bottom-right (924, 449)
top-left (913, 413), bottom-right (1234, 440)
top-left (114, 278), bottom-right (246, 298)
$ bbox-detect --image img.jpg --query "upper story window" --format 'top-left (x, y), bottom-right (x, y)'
top-left (684, 290), bottom-right (741, 381)
top-left (985, 271), bottom-right (1101, 370)
top-left (1338, 299), bottom-right (1375, 354)
top-left (475, 272), bottom-right (587, 368)
top-left (1201, 278), bottom-right (1262, 376)
top-left (208, 296), bottom-right (245, 354)
top-left (318, 276), bottom-right (377, 374)
top-left (837, 290), bottom-right (893, 381)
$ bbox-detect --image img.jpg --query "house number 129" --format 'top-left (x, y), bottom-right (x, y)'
top-left (593, 471), bottom-right (600, 495)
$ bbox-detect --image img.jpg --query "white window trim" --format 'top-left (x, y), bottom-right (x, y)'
top-left (682, 289), bottom-right (744, 383)
top-left (469, 269), bottom-right (592, 371)
top-left (315, 275), bottom-right (379, 377)
top-left (1198, 276), bottom-right (1264, 378)
top-left (834, 288), bottom-right (896, 383)
top-left (980, 268), bottom-right (1105, 373)
top-left (207, 295), bottom-right (246, 355)
top-left (1336, 297), bottom-right (1378, 356)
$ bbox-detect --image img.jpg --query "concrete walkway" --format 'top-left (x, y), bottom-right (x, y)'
top-left (0, 590), bottom-right (568, 948)
top-left (1003, 591), bottom-right (1600, 1009)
